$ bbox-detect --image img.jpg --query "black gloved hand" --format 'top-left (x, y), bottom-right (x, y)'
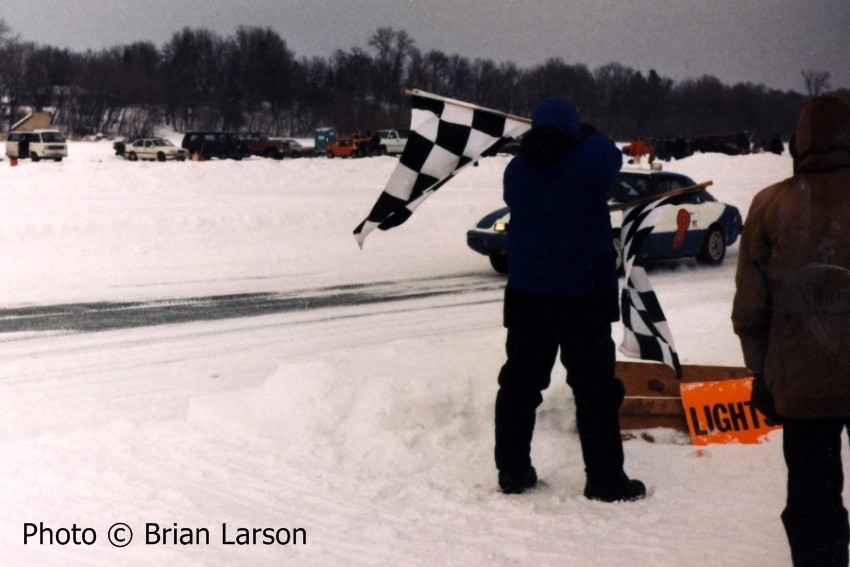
top-left (751, 373), bottom-right (783, 426)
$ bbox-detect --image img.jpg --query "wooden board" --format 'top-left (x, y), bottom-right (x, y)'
top-left (616, 361), bottom-right (751, 432)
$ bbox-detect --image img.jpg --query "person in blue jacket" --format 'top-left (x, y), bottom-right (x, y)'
top-left (495, 97), bottom-right (646, 501)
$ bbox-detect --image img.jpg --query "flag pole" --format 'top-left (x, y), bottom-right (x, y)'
top-left (607, 181), bottom-right (713, 211)
top-left (403, 89), bottom-right (532, 125)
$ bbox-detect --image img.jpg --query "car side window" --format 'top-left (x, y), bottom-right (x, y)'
top-left (668, 178), bottom-right (711, 205)
top-left (653, 179), bottom-right (671, 196)
top-left (610, 177), bottom-right (646, 201)
top-left (41, 132), bottom-right (64, 143)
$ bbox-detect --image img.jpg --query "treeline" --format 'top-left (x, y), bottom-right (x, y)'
top-left (0, 21), bottom-right (847, 141)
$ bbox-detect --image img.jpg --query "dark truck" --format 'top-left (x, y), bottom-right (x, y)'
top-left (181, 132), bottom-right (251, 160)
top-left (243, 133), bottom-right (288, 159)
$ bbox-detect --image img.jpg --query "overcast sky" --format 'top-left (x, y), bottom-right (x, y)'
top-left (3, 0), bottom-right (848, 94)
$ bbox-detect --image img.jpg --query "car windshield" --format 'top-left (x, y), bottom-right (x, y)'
top-left (40, 132), bottom-right (65, 143)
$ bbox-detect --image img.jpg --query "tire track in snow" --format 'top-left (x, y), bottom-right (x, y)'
top-left (0, 273), bottom-right (505, 334)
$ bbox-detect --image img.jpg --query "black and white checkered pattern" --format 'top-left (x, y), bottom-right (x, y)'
top-left (353, 90), bottom-right (530, 247)
top-left (619, 197), bottom-right (682, 377)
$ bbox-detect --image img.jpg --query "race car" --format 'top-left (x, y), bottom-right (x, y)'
top-left (466, 168), bottom-right (743, 274)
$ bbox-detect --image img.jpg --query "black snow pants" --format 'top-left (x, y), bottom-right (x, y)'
top-left (494, 286), bottom-right (625, 482)
top-left (782, 417), bottom-right (850, 567)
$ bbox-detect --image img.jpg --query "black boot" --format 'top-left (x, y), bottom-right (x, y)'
top-left (584, 472), bottom-right (646, 502)
top-left (494, 365), bottom-right (544, 489)
top-left (499, 466), bottom-right (538, 494)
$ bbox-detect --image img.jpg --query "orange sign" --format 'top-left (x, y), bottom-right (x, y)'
top-left (680, 377), bottom-right (783, 445)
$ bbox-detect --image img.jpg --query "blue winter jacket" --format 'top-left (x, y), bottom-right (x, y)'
top-left (503, 104), bottom-right (622, 296)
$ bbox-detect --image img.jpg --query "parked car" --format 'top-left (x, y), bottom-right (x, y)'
top-left (5, 129), bottom-right (68, 162)
top-left (325, 137), bottom-right (365, 158)
top-left (466, 168), bottom-right (743, 274)
top-left (181, 132), bottom-right (250, 160)
top-left (244, 133), bottom-right (288, 159)
top-left (123, 138), bottom-right (188, 161)
top-left (280, 139), bottom-right (321, 158)
top-left (374, 129), bottom-right (408, 155)
top-left (113, 135), bottom-right (144, 156)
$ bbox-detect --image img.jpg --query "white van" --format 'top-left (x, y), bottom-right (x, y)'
top-left (6, 129), bottom-right (68, 161)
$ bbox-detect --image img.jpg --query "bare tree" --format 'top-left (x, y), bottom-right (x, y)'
top-left (802, 69), bottom-right (832, 96)
top-left (0, 18), bottom-right (20, 129)
top-left (368, 27), bottom-right (415, 105)
top-left (161, 27), bottom-right (228, 131)
top-left (0, 40), bottom-right (36, 129)
top-left (0, 18), bottom-right (11, 44)
top-left (231, 27), bottom-right (298, 134)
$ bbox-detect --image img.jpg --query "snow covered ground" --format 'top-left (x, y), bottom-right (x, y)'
top-left (0, 135), bottom-right (814, 565)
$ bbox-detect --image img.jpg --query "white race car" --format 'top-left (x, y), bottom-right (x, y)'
top-left (467, 168), bottom-right (743, 274)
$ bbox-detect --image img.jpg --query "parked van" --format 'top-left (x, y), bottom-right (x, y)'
top-left (6, 129), bottom-right (68, 161)
top-left (181, 132), bottom-right (250, 160)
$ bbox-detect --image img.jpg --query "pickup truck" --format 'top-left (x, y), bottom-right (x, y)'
top-left (374, 129), bottom-right (408, 156)
top-left (244, 133), bottom-right (288, 159)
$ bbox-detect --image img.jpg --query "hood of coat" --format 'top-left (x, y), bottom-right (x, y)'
top-left (531, 97), bottom-right (580, 136)
top-left (794, 95), bottom-right (850, 173)
top-left (521, 98), bottom-right (581, 170)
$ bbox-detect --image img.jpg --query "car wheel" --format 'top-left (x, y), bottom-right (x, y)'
top-left (326, 151), bottom-right (335, 159)
top-left (30, 152), bottom-right (40, 162)
top-left (489, 253), bottom-right (508, 274)
top-left (697, 226), bottom-right (726, 264)
top-left (128, 152), bottom-right (138, 161)
top-left (157, 152), bottom-right (166, 162)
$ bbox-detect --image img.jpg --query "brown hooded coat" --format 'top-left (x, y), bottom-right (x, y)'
top-left (732, 95), bottom-right (850, 418)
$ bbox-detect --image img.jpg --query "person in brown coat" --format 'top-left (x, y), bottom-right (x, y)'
top-left (732, 95), bottom-right (850, 567)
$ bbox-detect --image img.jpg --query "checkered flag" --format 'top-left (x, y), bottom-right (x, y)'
top-left (619, 197), bottom-right (683, 377)
top-left (353, 89), bottom-right (530, 247)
